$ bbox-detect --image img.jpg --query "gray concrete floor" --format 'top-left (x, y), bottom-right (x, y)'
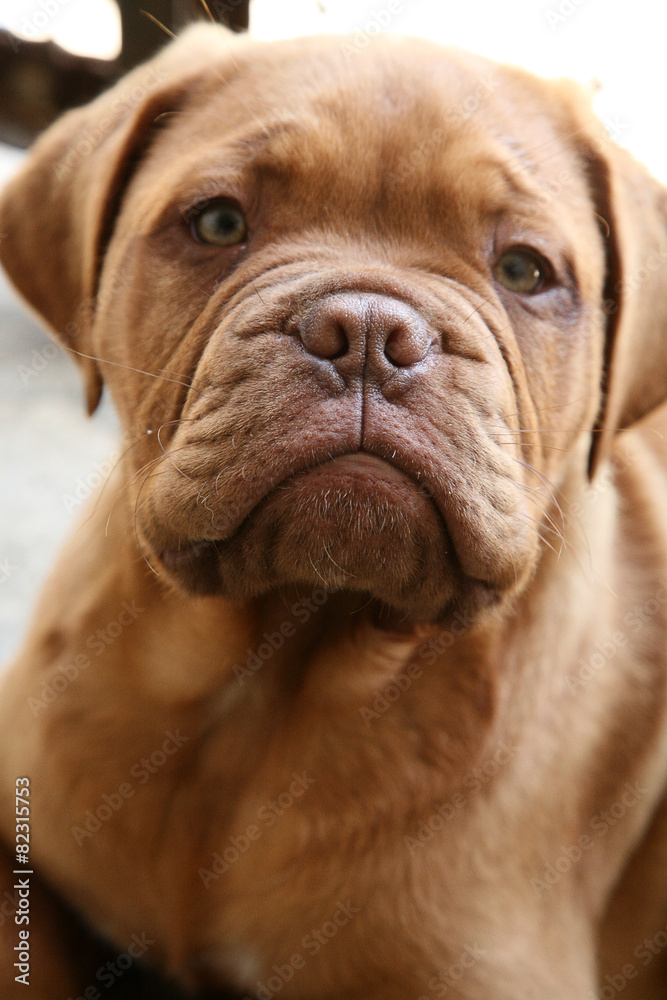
top-left (0, 143), bottom-right (119, 664)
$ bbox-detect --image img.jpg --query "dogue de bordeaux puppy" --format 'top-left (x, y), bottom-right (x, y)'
top-left (1, 23), bottom-right (667, 1000)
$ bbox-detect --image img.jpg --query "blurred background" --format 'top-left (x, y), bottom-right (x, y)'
top-left (1, 0), bottom-right (666, 660)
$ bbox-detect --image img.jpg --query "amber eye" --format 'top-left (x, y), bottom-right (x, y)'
top-left (190, 200), bottom-right (247, 246)
top-left (494, 248), bottom-right (548, 294)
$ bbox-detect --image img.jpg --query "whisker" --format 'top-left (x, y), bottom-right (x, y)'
top-left (510, 457), bottom-right (565, 520)
top-left (504, 460), bottom-right (597, 575)
top-left (308, 555), bottom-right (331, 587)
top-left (500, 396), bottom-right (589, 421)
top-left (131, 470), bottom-right (163, 576)
top-left (140, 10), bottom-right (176, 38)
top-left (491, 426), bottom-right (572, 435)
top-left (65, 345), bottom-right (220, 400)
top-left (510, 509), bottom-right (563, 560)
top-left (502, 477), bottom-right (566, 545)
top-left (462, 296), bottom-right (495, 324)
top-left (94, 427), bottom-right (206, 533)
top-left (322, 544), bottom-right (355, 579)
top-left (494, 438), bottom-right (569, 454)
top-left (157, 423), bottom-right (193, 481)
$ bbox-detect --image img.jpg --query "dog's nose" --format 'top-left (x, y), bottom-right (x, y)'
top-left (297, 293), bottom-right (432, 375)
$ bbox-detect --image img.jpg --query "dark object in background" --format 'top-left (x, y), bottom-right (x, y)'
top-left (0, 32), bottom-right (116, 147)
top-left (86, 953), bottom-right (236, 999)
top-left (0, 0), bottom-right (250, 148)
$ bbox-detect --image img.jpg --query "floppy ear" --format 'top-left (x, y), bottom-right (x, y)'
top-left (0, 23), bottom-right (236, 414)
top-left (578, 114), bottom-right (667, 477)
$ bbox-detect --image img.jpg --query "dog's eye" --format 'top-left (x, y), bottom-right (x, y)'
top-left (494, 248), bottom-right (547, 294)
top-left (190, 200), bottom-right (247, 246)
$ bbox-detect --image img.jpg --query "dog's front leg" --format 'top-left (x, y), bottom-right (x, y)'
top-left (0, 835), bottom-right (109, 998)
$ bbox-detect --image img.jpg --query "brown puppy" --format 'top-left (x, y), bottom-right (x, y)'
top-left (1, 23), bottom-right (667, 1000)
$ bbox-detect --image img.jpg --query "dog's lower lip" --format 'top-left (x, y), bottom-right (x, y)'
top-left (157, 452), bottom-right (430, 580)
top-left (318, 453), bottom-right (403, 473)
top-left (159, 453), bottom-right (420, 565)
top-left (290, 452), bottom-right (416, 486)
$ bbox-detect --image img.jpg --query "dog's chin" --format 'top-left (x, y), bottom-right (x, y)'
top-left (154, 455), bottom-right (486, 621)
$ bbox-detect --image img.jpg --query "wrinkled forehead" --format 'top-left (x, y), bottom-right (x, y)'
top-left (136, 37), bottom-right (593, 237)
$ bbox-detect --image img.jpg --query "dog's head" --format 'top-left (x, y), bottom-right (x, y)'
top-left (2, 26), bottom-right (667, 621)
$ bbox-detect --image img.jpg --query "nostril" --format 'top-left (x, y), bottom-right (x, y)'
top-left (384, 323), bottom-right (430, 368)
top-left (327, 322), bottom-right (349, 359)
top-left (298, 316), bottom-right (349, 360)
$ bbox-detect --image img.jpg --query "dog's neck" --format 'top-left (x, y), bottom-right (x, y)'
top-left (22, 448), bottom-right (622, 779)
top-left (6, 445), bottom-right (667, 987)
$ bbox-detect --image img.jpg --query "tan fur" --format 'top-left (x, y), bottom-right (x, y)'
top-left (1, 24), bottom-right (667, 999)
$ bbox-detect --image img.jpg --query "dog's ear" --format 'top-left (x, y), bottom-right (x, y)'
top-left (0, 24), bottom-right (236, 413)
top-left (567, 99), bottom-right (667, 478)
